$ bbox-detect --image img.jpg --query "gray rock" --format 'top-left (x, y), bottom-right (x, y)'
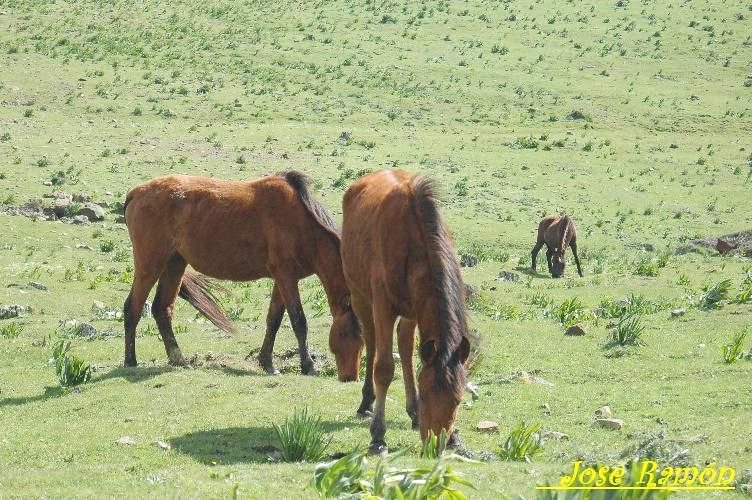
top-left (670, 308), bottom-right (686, 317)
top-left (77, 322), bottom-right (97, 339)
top-left (543, 431), bottom-right (569, 441)
top-left (595, 418), bottom-right (623, 430)
top-left (498, 270), bottom-right (520, 282)
top-left (460, 254), bottom-right (479, 267)
top-left (72, 215), bottom-right (89, 224)
top-left (78, 203), bottom-right (105, 221)
top-left (72, 194), bottom-right (91, 203)
top-left (53, 198), bottom-right (71, 217)
top-left (595, 406), bottom-right (613, 418)
top-left (476, 420), bottom-right (499, 432)
top-left (28, 282), bottom-right (48, 291)
top-left (0, 304), bottom-right (25, 319)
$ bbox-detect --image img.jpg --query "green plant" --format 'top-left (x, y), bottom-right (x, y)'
top-left (730, 283), bottom-right (752, 304)
top-left (633, 259), bottom-right (659, 277)
top-left (273, 407), bottom-right (331, 462)
top-left (311, 449), bottom-right (476, 499)
top-left (498, 422), bottom-right (544, 462)
top-left (722, 331), bottom-right (746, 364)
top-left (421, 429), bottom-right (448, 459)
top-left (696, 278), bottom-right (732, 310)
top-left (548, 297), bottom-right (588, 327)
top-left (609, 314), bottom-right (646, 346)
top-left (51, 340), bottom-right (91, 388)
top-left (1, 322), bottom-right (24, 339)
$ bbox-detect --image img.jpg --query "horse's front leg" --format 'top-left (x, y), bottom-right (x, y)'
top-left (369, 293), bottom-right (396, 456)
top-left (276, 277), bottom-right (317, 376)
top-left (397, 318), bottom-right (419, 429)
top-left (256, 283), bottom-right (285, 375)
top-left (546, 248), bottom-right (554, 274)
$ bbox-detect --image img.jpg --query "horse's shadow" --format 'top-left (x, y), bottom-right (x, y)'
top-left (169, 421), bottom-right (353, 464)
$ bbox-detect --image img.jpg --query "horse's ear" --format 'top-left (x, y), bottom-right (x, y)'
top-left (457, 336), bottom-right (470, 364)
top-left (420, 340), bottom-right (436, 363)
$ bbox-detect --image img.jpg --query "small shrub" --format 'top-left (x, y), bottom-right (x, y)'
top-left (513, 136), bottom-right (539, 149)
top-left (1, 322), bottom-right (24, 339)
top-left (609, 315), bottom-right (646, 346)
top-left (548, 297), bottom-right (588, 327)
top-left (498, 422), bottom-right (544, 462)
top-left (633, 260), bottom-right (659, 277)
top-left (722, 331), bottom-right (746, 364)
top-left (311, 449), bottom-right (476, 499)
top-left (99, 240), bottom-right (116, 253)
top-left (51, 340), bottom-right (91, 388)
top-left (274, 407), bottom-right (331, 462)
top-left (696, 278), bottom-right (732, 310)
top-left (730, 284), bottom-right (752, 304)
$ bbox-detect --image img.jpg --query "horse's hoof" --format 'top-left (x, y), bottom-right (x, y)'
top-left (411, 416), bottom-right (420, 430)
top-left (447, 429), bottom-right (464, 449)
top-left (368, 443), bottom-right (388, 457)
top-left (265, 366), bottom-right (281, 376)
top-left (356, 410), bottom-right (373, 420)
top-left (302, 363), bottom-right (318, 376)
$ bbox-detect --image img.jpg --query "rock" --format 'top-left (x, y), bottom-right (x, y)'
top-left (116, 215), bottom-right (126, 224)
top-left (72, 194), bottom-right (91, 203)
top-left (460, 254), bottom-right (479, 268)
top-left (595, 418), bottom-right (623, 430)
top-left (541, 403), bottom-right (551, 414)
top-left (476, 420), bottom-right (499, 432)
top-left (465, 381), bottom-right (479, 400)
top-left (339, 131), bottom-right (351, 141)
top-left (543, 431), bottom-right (569, 441)
top-left (595, 406), bottom-right (613, 418)
top-left (157, 441), bottom-right (171, 450)
top-left (117, 436), bottom-right (135, 446)
top-left (565, 324), bottom-right (586, 336)
top-left (498, 270), bottom-right (520, 282)
top-left (77, 323), bottom-right (97, 339)
top-left (72, 215), bottom-right (89, 224)
top-left (53, 198), bottom-right (71, 217)
top-left (0, 304), bottom-right (25, 319)
top-left (670, 308), bottom-right (686, 317)
top-left (28, 281), bottom-right (48, 291)
top-left (716, 239), bottom-right (738, 254)
top-left (53, 192), bottom-right (72, 201)
top-left (95, 201), bottom-right (111, 208)
top-left (78, 203), bottom-right (105, 221)
top-left (92, 300), bottom-right (105, 310)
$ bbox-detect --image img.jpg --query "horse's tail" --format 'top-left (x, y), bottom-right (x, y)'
top-left (178, 271), bottom-right (236, 333)
top-left (559, 215), bottom-right (574, 252)
top-left (282, 171), bottom-right (341, 243)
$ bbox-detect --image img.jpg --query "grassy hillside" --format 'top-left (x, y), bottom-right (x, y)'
top-left (1, 0), bottom-right (750, 497)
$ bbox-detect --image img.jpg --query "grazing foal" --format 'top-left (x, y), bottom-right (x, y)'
top-left (123, 172), bottom-right (362, 379)
top-left (531, 214), bottom-right (583, 278)
top-left (340, 169), bottom-right (470, 455)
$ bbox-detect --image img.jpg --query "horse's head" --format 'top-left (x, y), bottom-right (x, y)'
top-left (329, 306), bottom-right (363, 382)
top-left (551, 248), bottom-right (566, 278)
top-left (417, 335), bottom-right (470, 444)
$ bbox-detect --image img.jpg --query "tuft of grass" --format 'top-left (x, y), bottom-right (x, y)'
top-left (633, 259), bottom-right (659, 277)
top-left (1, 322), bottom-right (24, 339)
top-left (696, 278), bottom-right (732, 310)
top-left (609, 315), bottom-right (646, 347)
top-left (498, 422), bottom-right (544, 462)
top-left (721, 331), bottom-right (746, 364)
top-left (730, 284), bottom-right (752, 304)
top-left (273, 407), bottom-right (331, 462)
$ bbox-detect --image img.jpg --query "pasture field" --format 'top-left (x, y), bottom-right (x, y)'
top-left (1, 0), bottom-right (751, 497)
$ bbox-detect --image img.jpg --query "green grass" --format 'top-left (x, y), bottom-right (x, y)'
top-left (1, 0), bottom-right (751, 497)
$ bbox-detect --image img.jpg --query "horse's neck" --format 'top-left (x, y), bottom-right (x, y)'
top-left (313, 237), bottom-right (349, 316)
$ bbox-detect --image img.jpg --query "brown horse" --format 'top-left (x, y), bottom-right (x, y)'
top-left (340, 169), bottom-right (470, 455)
top-left (531, 214), bottom-right (583, 278)
top-left (123, 172), bottom-right (362, 380)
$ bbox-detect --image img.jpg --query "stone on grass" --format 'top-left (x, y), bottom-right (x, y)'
top-left (78, 202), bottom-right (105, 221)
top-left (476, 420), bottom-right (499, 433)
top-left (565, 324), bottom-right (586, 336)
top-left (543, 431), bottom-right (569, 441)
top-left (0, 304), bottom-right (25, 319)
top-left (595, 406), bottom-right (613, 418)
top-left (595, 418), bottom-right (623, 430)
top-left (117, 436), bottom-right (135, 446)
top-left (670, 308), bottom-right (686, 317)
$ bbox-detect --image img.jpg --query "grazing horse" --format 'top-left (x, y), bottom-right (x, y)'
top-left (123, 172), bottom-right (363, 380)
top-left (340, 169), bottom-right (470, 455)
top-left (531, 214), bottom-right (583, 278)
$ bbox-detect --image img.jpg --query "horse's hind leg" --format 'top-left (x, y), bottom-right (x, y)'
top-left (152, 253), bottom-right (188, 366)
top-left (531, 239), bottom-right (545, 273)
top-left (274, 276), bottom-right (317, 376)
top-left (397, 318), bottom-right (419, 429)
top-left (256, 283), bottom-right (285, 375)
top-left (571, 239), bottom-right (584, 277)
top-left (352, 292), bottom-right (376, 418)
top-left (124, 262), bottom-right (163, 367)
